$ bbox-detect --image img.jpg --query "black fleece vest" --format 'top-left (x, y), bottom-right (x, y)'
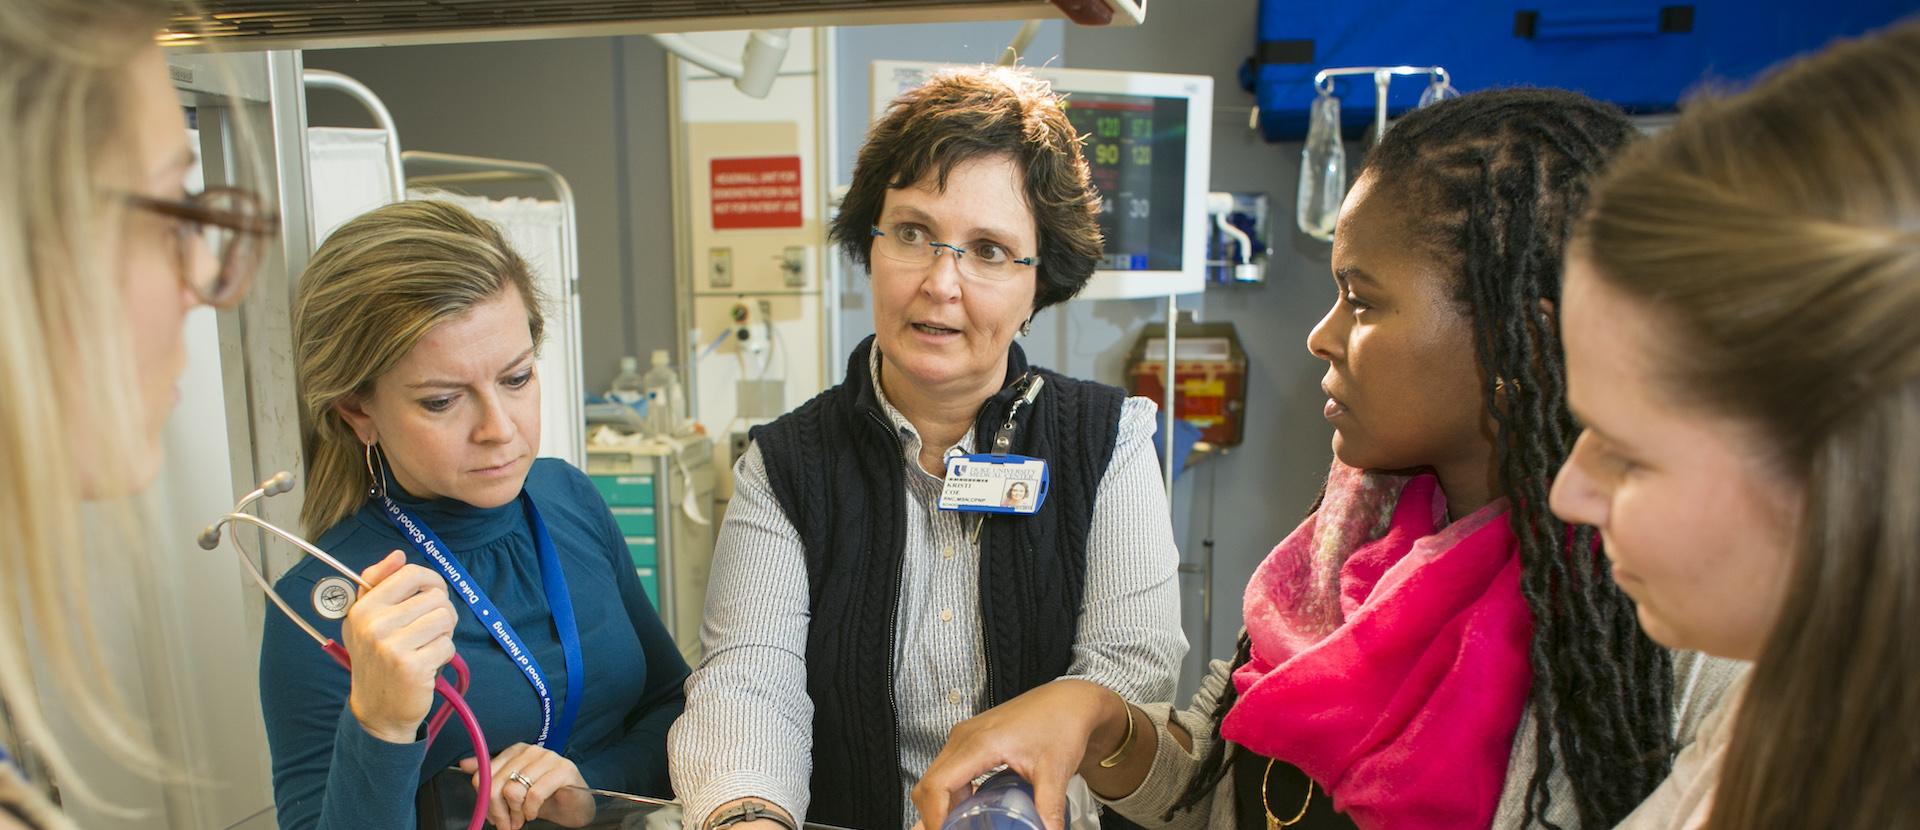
top-left (753, 336), bottom-right (1126, 829)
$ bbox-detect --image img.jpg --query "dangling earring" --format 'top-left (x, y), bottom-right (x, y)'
top-left (363, 440), bottom-right (390, 501)
top-left (1019, 318), bottom-right (1033, 337)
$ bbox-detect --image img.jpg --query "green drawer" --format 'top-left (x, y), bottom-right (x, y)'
top-left (591, 474), bottom-right (655, 507)
top-left (610, 506), bottom-right (656, 537)
top-left (635, 566), bottom-right (659, 608)
top-left (624, 536), bottom-right (657, 569)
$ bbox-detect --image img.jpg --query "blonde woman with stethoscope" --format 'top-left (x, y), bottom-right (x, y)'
top-left (261, 200), bottom-right (688, 830)
top-left (0, 1), bottom-right (277, 827)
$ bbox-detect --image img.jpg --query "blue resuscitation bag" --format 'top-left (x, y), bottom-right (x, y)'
top-left (941, 769), bottom-right (1044, 830)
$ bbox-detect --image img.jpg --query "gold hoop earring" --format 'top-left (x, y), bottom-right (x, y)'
top-left (364, 440), bottom-right (390, 501)
top-left (1260, 758), bottom-right (1314, 827)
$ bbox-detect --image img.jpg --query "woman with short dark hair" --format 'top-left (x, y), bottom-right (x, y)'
top-left (668, 65), bottom-right (1186, 830)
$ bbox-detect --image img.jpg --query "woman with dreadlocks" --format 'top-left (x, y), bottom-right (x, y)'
top-left (909, 88), bottom-right (1746, 830)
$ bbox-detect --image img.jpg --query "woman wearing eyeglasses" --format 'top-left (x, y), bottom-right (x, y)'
top-left (668, 65), bottom-right (1186, 830)
top-left (0, 2), bottom-right (275, 827)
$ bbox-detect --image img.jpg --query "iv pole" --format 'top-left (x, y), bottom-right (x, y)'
top-left (1312, 65), bottom-right (1454, 141)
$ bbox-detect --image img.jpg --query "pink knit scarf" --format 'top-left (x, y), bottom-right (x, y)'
top-left (1220, 462), bottom-right (1534, 829)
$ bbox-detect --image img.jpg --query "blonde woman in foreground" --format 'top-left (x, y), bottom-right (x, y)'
top-left (0, 1), bottom-right (275, 827)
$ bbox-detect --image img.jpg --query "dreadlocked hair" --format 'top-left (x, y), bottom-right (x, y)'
top-left (1364, 88), bottom-right (1673, 828)
top-left (1165, 89), bottom-right (1672, 827)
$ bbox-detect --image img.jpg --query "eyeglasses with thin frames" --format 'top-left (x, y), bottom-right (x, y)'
top-left (869, 223), bottom-right (1040, 283)
top-left (125, 186), bottom-right (279, 309)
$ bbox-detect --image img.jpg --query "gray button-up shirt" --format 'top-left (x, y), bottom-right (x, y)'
top-left (669, 350), bottom-right (1187, 828)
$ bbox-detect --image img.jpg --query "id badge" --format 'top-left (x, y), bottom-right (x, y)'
top-left (938, 454), bottom-right (1049, 515)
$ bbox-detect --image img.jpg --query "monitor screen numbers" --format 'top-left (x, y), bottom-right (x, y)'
top-left (1062, 92), bottom-right (1189, 272)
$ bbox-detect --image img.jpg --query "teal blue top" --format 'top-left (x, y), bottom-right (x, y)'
top-left (260, 459), bottom-right (687, 830)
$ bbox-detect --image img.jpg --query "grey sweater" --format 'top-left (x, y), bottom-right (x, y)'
top-left (1100, 646), bottom-right (1748, 829)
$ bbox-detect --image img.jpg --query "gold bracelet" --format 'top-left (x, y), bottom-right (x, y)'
top-left (1096, 687), bottom-right (1136, 768)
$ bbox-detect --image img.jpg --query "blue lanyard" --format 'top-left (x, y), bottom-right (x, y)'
top-left (376, 491), bottom-right (584, 752)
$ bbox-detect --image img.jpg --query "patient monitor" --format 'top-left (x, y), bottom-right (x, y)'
top-left (873, 61), bottom-right (1213, 299)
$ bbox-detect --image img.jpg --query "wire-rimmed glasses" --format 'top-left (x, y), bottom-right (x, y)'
top-left (869, 224), bottom-right (1040, 282)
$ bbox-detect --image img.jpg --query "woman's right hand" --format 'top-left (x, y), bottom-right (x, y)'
top-left (912, 679), bottom-right (1133, 830)
top-left (340, 550), bottom-right (459, 744)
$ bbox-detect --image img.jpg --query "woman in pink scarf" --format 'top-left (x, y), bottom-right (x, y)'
top-left (910, 89), bottom-right (1745, 830)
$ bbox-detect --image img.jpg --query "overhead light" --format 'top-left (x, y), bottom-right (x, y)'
top-left (652, 29), bottom-right (791, 99)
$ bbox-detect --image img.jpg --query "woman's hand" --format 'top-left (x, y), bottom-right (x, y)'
top-left (340, 550), bottom-right (459, 744)
top-left (460, 743), bottom-right (597, 829)
top-left (911, 679), bottom-right (1132, 830)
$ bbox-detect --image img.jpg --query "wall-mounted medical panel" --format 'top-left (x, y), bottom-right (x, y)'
top-left (674, 49), bottom-right (832, 461)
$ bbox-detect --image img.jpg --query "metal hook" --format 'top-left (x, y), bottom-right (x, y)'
top-left (1310, 65), bottom-right (1457, 141)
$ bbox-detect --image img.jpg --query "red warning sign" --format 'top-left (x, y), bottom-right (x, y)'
top-left (710, 156), bottom-right (803, 229)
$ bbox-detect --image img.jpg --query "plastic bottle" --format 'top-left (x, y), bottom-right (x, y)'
top-left (940, 770), bottom-right (1044, 830)
top-left (641, 349), bottom-right (687, 437)
top-left (608, 356), bottom-right (646, 406)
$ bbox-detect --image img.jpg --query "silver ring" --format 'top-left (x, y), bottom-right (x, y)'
top-left (508, 770), bottom-right (536, 790)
